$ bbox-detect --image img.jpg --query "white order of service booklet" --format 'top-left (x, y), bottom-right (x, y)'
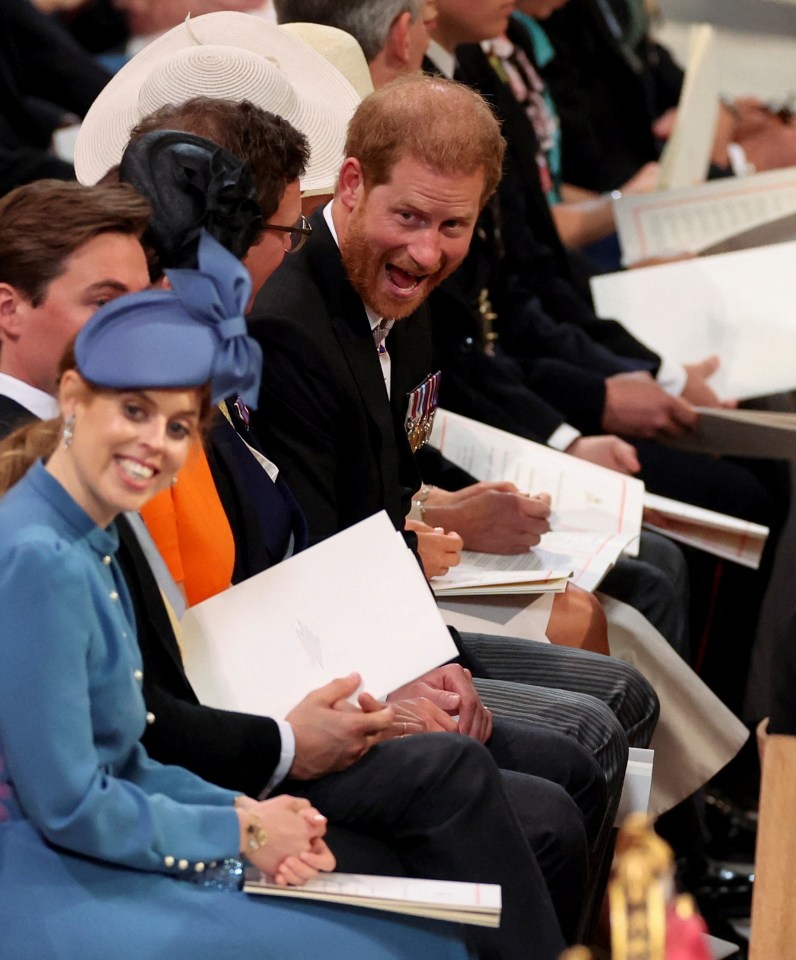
top-left (180, 511), bottom-right (458, 718)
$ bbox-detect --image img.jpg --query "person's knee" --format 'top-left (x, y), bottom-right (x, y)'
top-left (501, 772), bottom-right (588, 867)
top-left (548, 584), bottom-right (609, 655)
top-left (388, 732), bottom-right (500, 796)
top-left (584, 655), bottom-right (660, 745)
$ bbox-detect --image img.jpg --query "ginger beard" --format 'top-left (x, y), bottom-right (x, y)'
top-left (340, 202), bottom-right (452, 321)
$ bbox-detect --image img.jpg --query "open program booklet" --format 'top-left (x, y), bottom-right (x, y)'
top-left (243, 872), bottom-right (502, 928)
top-left (615, 165), bottom-right (796, 265)
top-left (429, 410), bottom-right (644, 593)
top-left (180, 512), bottom-right (458, 719)
top-left (643, 492), bottom-right (768, 570)
top-left (591, 239), bottom-right (796, 401)
top-left (669, 406), bottom-right (796, 461)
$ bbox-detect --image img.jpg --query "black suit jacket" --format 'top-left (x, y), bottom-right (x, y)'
top-left (248, 210), bottom-right (431, 544)
top-left (133, 407), bottom-right (316, 792)
top-left (439, 30), bottom-right (663, 432)
top-left (543, 0), bottom-right (682, 192)
top-left (0, 0), bottom-right (111, 192)
top-left (0, 393), bottom-right (34, 436)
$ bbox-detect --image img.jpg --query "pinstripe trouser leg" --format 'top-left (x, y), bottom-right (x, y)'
top-left (461, 633), bottom-right (660, 753)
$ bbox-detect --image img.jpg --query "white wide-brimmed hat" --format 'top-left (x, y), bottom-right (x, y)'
top-left (280, 22), bottom-right (374, 101)
top-left (74, 11), bottom-right (361, 195)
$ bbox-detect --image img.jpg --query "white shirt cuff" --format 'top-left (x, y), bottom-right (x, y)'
top-left (656, 358), bottom-right (687, 396)
top-left (259, 720), bottom-right (296, 797)
top-left (547, 423), bottom-right (581, 451)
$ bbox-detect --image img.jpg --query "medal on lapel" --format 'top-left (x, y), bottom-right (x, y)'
top-left (404, 371), bottom-right (441, 453)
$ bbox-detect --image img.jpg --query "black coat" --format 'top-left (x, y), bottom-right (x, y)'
top-left (0, 0), bottom-right (111, 193)
top-left (248, 210), bottom-right (432, 544)
top-left (542, 0), bottom-right (683, 192)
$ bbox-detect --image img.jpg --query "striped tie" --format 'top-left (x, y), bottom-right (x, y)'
top-left (373, 318), bottom-right (396, 355)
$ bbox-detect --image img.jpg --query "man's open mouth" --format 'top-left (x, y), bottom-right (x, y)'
top-left (386, 263), bottom-right (429, 292)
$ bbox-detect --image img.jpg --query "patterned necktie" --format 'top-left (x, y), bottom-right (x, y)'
top-left (373, 318), bottom-right (395, 355)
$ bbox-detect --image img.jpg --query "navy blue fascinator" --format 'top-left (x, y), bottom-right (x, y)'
top-left (74, 231), bottom-right (262, 407)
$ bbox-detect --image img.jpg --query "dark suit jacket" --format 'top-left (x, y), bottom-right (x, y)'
top-left (542, 0), bottom-right (682, 192)
top-left (133, 408), bottom-right (314, 793)
top-left (454, 27), bottom-right (661, 358)
top-left (438, 30), bottom-right (663, 432)
top-left (541, 2), bottom-right (731, 194)
top-left (0, 0), bottom-right (111, 193)
top-left (248, 210), bottom-right (432, 544)
top-left (207, 407), bottom-right (308, 583)
top-left (0, 393), bottom-right (34, 436)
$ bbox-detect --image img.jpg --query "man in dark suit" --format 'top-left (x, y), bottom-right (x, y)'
top-left (0, 173), bottom-right (595, 959)
top-left (246, 73), bottom-right (663, 899)
top-left (425, 0), bottom-right (791, 714)
top-left (541, 0), bottom-right (686, 194)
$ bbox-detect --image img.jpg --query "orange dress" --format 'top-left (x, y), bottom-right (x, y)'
top-left (141, 439), bottom-right (235, 606)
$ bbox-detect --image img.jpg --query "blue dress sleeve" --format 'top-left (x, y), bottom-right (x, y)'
top-left (0, 534), bottom-right (241, 873)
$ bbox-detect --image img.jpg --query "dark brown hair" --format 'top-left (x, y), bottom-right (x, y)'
top-left (0, 180), bottom-right (151, 306)
top-left (130, 98), bottom-right (309, 222)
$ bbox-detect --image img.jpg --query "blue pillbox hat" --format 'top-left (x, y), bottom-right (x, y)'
top-left (74, 231), bottom-right (262, 407)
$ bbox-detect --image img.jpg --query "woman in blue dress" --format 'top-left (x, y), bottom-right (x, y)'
top-left (0, 231), bottom-right (472, 960)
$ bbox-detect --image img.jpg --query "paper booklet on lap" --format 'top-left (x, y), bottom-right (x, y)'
top-left (668, 406), bottom-right (796, 461)
top-left (643, 492), bottom-right (768, 570)
top-left (243, 871), bottom-right (501, 928)
top-left (614, 165), bottom-right (796, 265)
top-left (590, 239), bottom-right (796, 401)
top-left (180, 512), bottom-right (458, 719)
top-left (429, 410), bottom-right (644, 593)
top-left (431, 549), bottom-right (571, 597)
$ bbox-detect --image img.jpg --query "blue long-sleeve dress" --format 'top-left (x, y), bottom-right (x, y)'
top-left (0, 461), bottom-right (472, 960)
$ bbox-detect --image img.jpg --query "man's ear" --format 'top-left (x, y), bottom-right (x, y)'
top-left (386, 11), bottom-right (413, 65)
top-left (337, 158), bottom-right (365, 212)
top-left (0, 283), bottom-right (26, 341)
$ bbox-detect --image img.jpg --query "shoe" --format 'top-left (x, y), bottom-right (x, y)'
top-left (704, 790), bottom-right (757, 864)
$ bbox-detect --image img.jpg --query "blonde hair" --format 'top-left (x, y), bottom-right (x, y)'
top-left (0, 419), bottom-right (61, 495)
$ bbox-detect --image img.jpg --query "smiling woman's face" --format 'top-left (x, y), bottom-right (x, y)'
top-left (50, 375), bottom-right (203, 528)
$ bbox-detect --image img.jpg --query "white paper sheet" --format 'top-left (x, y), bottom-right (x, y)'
top-left (658, 24), bottom-right (719, 191)
top-left (432, 550), bottom-right (571, 595)
top-left (616, 748), bottom-right (654, 826)
top-left (438, 594), bottom-right (555, 643)
top-left (591, 240), bottom-right (796, 401)
top-left (429, 410), bottom-right (644, 591)
top-left (180, 512), bottom-right (458, 718)
top-left (615, 165), bottom-right (796, 264)
top-left (244, 872), bottom-right (501, 927)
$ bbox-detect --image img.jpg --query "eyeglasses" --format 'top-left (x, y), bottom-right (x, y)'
top-left (262, 214), bottom-right (313, 254)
